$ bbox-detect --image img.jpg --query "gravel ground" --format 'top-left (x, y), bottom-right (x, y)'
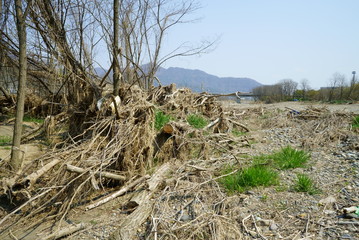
top-left (225, 101), bottom-right (359, 114)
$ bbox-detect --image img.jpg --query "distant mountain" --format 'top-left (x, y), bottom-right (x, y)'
top-left (156, 67), bottom-right (262, 93)
top-left (95, 67), bottom-right (107, 77)
top-left (94, 66), bottom-right (263, 93)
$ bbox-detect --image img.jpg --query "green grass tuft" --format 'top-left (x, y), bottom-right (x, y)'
top-left (293, 173), bottom-right (320, 195)
top-left (352, 115), bottom-right (359, 130)
top-left (23, 115), bottom-right (44, 124)
top-left (187, 114), bottom-right (208, 129)
top-left (232, 129), bottom-right (246, 137)
top-left (220, 165), bottom-right (278, 193)
top-left (0, 136), bottom-right (12, 146)
top-left (272, 146), bottom-right (310, 169)
top-left (154, 111), bottom-right (172, 131)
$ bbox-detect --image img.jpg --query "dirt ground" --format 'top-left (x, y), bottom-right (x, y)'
top-left (0, 123), bottom-right (45, 163)
top-left (227, 100), bottom-right (359, 114)
top-left (0, 101), bottom-right (358, 240)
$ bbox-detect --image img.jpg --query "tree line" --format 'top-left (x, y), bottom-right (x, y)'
top-left (252, 73), bottom-right (359, 103)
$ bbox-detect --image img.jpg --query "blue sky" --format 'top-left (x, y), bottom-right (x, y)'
top-left (161, 0), bottom-right (359, 89)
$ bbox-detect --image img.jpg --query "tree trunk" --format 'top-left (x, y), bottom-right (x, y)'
top-left (11, 0), bottom-right (28, 171)
top-left (113, 0), bottom-right (120, 96)
top-left (0, 1), bottom-right (2, 23)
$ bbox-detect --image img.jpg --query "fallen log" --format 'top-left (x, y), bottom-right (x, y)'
top-left (24, 158), bottom-right (61, 188)
top-left (109, 163), bottom-right (171, 240)
top-left (3, 159), bottom-right (61, 192)
top-left (227, 118), bottom-right (250, 132)
top-left (42, 223), bottom-right (86, 240)
top-left (66, 164), bottom-right (126, 181)
top-left (85, 175), bottom-right (150, 211)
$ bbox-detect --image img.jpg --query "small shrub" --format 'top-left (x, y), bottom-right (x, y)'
top-left (272, 146), bottom-right (310, 169)
top-left (0, 136), bottom-right (12, 146)
top-left (220, 165), bottom-right (278, 193)
top-left (187, 114), bottom-right (207, 129)
top-left (293, 174), bottom-right (320, 195)
top-left (352, 115), bottom-right (359, 130)
top-left (154, 111), bottom-right (172, 131)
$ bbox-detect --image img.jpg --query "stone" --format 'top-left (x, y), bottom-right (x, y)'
top-left (340, 234), bottom-right (352, 239)
top-left (319, 196), bottom-right (336, 205)
top-left (323, 210), bottom-right (336, 215)
top-left (269, 223), bottom-right (278, 231)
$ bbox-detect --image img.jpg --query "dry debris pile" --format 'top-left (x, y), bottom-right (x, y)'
top-left (256, 106), bottom-right (355, 150)
top-left (0, 84), bottom-right (251, 239)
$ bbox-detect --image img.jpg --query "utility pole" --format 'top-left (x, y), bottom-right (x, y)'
top-left (348, 71), bottom-right (356, 99)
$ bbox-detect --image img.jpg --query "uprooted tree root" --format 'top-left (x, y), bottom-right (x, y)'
top-left (0, 84), bottom-right (248, 238)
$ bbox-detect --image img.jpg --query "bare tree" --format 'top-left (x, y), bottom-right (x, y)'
top-left (300, 78), bottom-right (310, 100)
top-left (278, 79), bottom-right (298, 99)
top-left (11, 0), bottom-right (32, 171)
top-left (252, 84), bottom-right (283, 102)
top-left (328, 72), bottom-right (345, 101)
top-left (336, 73), bottom-right (346, 100)
top-left (93, 0), bottom-right (215, 90)
top-left (1, 0), bottom-right (215, 119)
top-left (113, 0), bottom-right (121, 95)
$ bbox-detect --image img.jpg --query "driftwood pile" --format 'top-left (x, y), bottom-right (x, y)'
top-left (0, 84), bottom-right (250, 239)
top-left (254, 105), bottom-right (355, 150)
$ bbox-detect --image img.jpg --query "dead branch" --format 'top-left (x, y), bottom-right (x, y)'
top-left (204, 118), bottom-right (220, 130)
top-left (0, 86), bottom-right (14, 103)
top-left (66, 164), bottom-right (126, 181)
top-left (20, 124), bottom-right (44, 142)
top-left (337, 221), bottom-right (359, 225)
top-left (251, 214), bottom-right (268, 240)
top-left (42, 223), bottom-right (86, 240)
top-left (109, 163), bottom-right (171, 240)
top-left (227, 118), bottom-right (250, 132)
top-left (0, 189), bottom-right (52, 226)
top-left (85, 175), bottom-right (150, 211)
top-left (23, 158), bottom-right (61, 188)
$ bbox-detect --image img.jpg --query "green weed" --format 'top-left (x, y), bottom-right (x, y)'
top-left (260, 194), bottom-right (268, 201)
top-left (272, 146), bottom-right (310, 169)
top-left (220, 165), bottom-right (278, 193)
top-left (0, 136), bottom-right (12, 146)
top-left (154, 111), bottom-right (172, 131)
top-left (293, 174), bottom-right (320, 195)
top-left (232, 129), bottom-right (246, 137)
top-left (90, 220), bottom-right (98, 225)
top-left (187, 114), bottom-right (207, 129)
top-left (252, 154), bottom-right (272, 166)
top-left (275, 184), bottom-right (288, 192)
top-left (23, 115), bottom-right (44, 124)
top-left (352, 115), bottom-right (359, 130)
